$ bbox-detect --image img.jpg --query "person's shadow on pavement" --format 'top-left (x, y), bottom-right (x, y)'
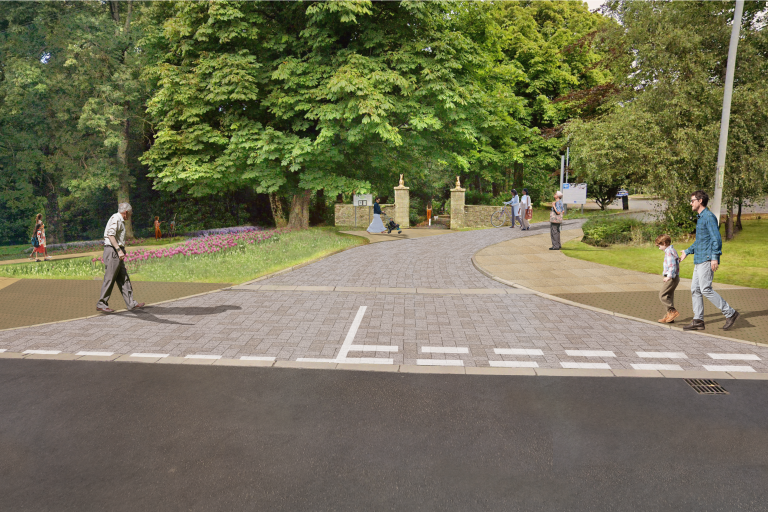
top-left (123, 305), bottom-right (242, 325)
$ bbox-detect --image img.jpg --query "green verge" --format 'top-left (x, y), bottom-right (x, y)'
top-left (562, 219), bottom-right (768, 289)
top-left (0, 228), bottom-right (366, 284)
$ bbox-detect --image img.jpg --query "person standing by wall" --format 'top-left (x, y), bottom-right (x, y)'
top-left (679, 190), bottom-right (739, 331)
top-left (504, 189), bottom-right (521, 228)
top-left (96, 203), bottom-right (144, 313)
top-left (519, 188), bottom-right (531, 231)
top-left (549, 191), bottom-right (564, 250)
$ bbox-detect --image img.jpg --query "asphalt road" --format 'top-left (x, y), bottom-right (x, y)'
top-left (2, 360), bottom-right (767, 511)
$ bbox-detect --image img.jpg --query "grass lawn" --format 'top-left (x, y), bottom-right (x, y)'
top-left (562, 219), bottom-right (768, 289)
top-left (0, 228), bottom-right (366, 284)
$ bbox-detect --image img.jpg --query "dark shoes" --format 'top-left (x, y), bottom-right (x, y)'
top-left (683, 319), bottom-right (705, 331)
top-left (721, 311), bottom-right (739, 330)
top-left (97, 306), bottom-right (115, 313)
top-left (549, 247), bottom-right (559, 250)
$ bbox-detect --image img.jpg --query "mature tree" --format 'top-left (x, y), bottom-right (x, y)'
top-left (141, 1), bottom-right (527, 228)
top-left (567, 0), bottom-right (768, 233)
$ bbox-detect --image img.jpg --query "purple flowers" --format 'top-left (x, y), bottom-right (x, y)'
top-left (92, 228), bottom-right (286, 270)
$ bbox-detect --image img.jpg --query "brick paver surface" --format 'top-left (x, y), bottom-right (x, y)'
top-left (2, 220), bottom-right (767, 373)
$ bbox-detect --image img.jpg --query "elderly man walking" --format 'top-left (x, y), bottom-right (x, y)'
top-left (96, 203), bottom-right (144, 313)
top-left (679, 190), bottom-right (738, 331)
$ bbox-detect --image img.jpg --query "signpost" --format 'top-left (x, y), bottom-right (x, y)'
top-left (352, 194), bottom-right (373, 228)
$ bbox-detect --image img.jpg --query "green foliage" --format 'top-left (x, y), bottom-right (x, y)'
top-left (581, 216), bottom-right (643, 246)
top-left (568, 0), bottom-right (768, 225)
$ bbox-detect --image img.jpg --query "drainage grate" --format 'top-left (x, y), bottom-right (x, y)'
top-left (684, 379), bottom-right (728, 395)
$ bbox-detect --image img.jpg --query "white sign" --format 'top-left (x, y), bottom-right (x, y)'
top-left (562, 183), bottom-right (587, 204)
top-left (353, 194), bottom-right (373, 206)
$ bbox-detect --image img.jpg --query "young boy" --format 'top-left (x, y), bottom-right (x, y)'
top-left (656, 234), bottom-right (680, 323)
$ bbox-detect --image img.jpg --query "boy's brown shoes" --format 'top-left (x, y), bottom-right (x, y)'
top-left (658, 310), bottom-right (680, 323)
top-left (683, 319), bottom-right (705, 331)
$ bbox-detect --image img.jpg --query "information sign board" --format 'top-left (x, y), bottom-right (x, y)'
top-left (353, 194), bottom-right (373, 206)
top-left (562, 183), bottom-right (587, 205)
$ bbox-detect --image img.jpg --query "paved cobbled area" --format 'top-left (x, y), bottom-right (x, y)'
top-left (2, 220), bottom-right (768, 373)
top-left (256, 222), bottom-right (568, 289)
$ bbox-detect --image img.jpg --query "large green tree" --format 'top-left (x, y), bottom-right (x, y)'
top-left (567, 0), bottom-right (768, 234)
top-left (141, 1), bottom-right (529, 227)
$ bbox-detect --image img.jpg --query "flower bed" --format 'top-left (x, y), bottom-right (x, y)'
top-left (185, 226), bottom-right (263, 238)
top-left (92, 227), bottom-right (285, 272)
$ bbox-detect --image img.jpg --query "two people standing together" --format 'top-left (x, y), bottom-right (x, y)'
top-left (29, 213), bottom-right (51, 262)
top-left (504, 189), bottom-right (532, 231)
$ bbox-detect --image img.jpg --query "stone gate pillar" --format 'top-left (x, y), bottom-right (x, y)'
top-left (450, 176), bottom-right (465, 229)
top-left (394, 174), bottom-right (410, 228)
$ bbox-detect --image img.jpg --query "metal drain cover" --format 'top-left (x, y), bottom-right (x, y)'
top-left (685, 378), bottom-right (728, 395)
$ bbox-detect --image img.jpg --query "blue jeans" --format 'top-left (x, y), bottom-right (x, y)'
top-left (691, 262), bottom-right (735, 321)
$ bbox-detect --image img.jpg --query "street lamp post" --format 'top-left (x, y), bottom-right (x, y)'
top-left (710, 0), bottom-right (745, 226)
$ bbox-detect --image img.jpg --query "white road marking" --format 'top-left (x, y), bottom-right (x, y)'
top-left (707, 353), bottom-right (760, 361)
top-left (76, 351), bottom-right (114, 357)
top-left (489, 361), bottom-right (539, 368)
top-left (240, 356), bottom-right (276, 361)
top-left (494, 348), bottom-right (544, 356)
top-left (348, 345), bottom-right (398, 352)
top-left (297, 306), bottom-right (396, 364)
top-left (565, 350), bottom-right (615, 358)
top-left (416, 359), bottom-right (464, 366)
top-left (23, 350), bottom-right (61, 355)
top-left (703, 365), bottom-right (755, 372)
top-left (337, 358), bottom-right (394, 364)
top-left (130, 353), bottom-right (169, 358)
top-left (636, 352), bottom-right (688, 359)
top-left (631, 364), bottom-right (683, 371)
top-left (185, 355), bottom-right (222, 360)
top-left (561, 362), bottom-right (612, 369)
top-left (421, 346), bottom-right (469, 354)
top-left (335, 306), bottom-right (367, 360)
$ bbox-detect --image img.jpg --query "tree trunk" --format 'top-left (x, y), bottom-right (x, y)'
top-left (513, 162), bottom-right (524, 191)
top-left (287, 190), bottom-right (312, 230)
top-left (44, 174), bottom-right (64, 244)
top-left (736, 199), bottom-right (743, 231)
top-left (725, 200), bottom-right (734, 241)
top-left (117, 103), bottom-right (134, 239)
top-left (492, 182), bottom-right (500, 197)
top-left (269, 192), bottom-right (288, 228)
top-left (313, 188), bottom-right (327, 226)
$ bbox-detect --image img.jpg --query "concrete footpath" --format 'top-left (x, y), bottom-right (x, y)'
top-left (473, 229), bottom-right (767, 346)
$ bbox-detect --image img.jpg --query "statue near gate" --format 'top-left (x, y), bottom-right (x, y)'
top-left (399, 174), bottom-right (404, 187)
top-left (455, 176), bottom-right (461, 189)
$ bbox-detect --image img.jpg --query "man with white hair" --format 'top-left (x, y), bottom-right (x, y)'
top-left (96, 202), bottom-right (144, 313)
top-left (549, 190), bottom-right (564, 250)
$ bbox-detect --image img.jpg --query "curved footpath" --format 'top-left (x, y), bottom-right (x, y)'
top-left (1, 221), bottom-right (768, 379)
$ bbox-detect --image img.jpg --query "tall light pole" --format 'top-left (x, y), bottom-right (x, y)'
top-left (710, 0), bottom-right (744, 225)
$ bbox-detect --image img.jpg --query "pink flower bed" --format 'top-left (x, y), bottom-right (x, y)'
top-left (92, 227), bottom-right (286, 270)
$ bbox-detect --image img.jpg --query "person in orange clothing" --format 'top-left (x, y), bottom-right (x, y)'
top-left (154, 216), bottom-right (163, 240)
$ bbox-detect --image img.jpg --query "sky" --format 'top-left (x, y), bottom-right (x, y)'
top-left (585, 0), bottom-right (605, 12)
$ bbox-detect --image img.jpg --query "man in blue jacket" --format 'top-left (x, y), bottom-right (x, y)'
top-left (679, 190), bottom-right (739, 331)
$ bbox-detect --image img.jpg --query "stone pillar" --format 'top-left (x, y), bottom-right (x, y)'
top-left (450, 176), bottom-right (465, 229)
top-left (394, 174), bottom-right (410, 228)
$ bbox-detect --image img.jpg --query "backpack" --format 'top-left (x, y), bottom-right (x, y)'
top-left (31, 233), bottom-right (39, 248)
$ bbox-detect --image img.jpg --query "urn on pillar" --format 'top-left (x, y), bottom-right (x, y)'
top-left (450, 176), bottom-right (466, 229)
top-left (394, 174), bottom-right (410, 228)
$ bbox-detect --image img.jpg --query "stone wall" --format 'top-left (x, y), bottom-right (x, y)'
top-left (334, 204), bottom-right (395, 228)
top-left (463, 205), bottom-right (505, 227)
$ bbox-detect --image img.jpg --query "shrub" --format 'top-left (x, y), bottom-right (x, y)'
top-left (581, 217), bottom-right (643, 246)
top-left (582, 216), bottom-right (693, 247)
